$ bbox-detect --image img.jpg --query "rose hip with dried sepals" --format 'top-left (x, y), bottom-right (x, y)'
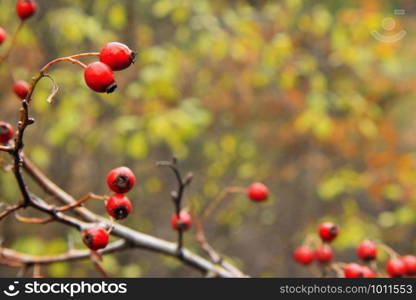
top-left (106, 193), bottom-right (132, 220)
top-left (84, 62), bottom-right (117, 93)
top-left (171, 211), bottom-right (192, 231)
top-left (318, 222), bottom-right (339, 243)
top-left (357, 240), bottom-right (377, 261)
top-left (99, 42), bottom-right (136, 71)
top-left (82, 227), bottom-right (109, 251)
top-left (107, 166), bottom-right (136, 194)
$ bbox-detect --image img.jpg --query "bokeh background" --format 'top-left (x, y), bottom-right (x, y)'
top-left (1, 0), bottom-right (416, 277)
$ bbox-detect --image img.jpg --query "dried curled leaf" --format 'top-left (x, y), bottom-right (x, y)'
top-left (44, 74), bottom-right (59, 104)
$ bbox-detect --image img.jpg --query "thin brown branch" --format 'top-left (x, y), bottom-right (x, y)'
top-left (56, 193), bottom-right (107, 212)
top-left (0, 240), bottom-right (127, 267)
top-left (0, 20), bottom-right (24, 65)
top-left (15, 213), bottom-right (54, 224)
top-left (200, 186), bottom-right (246, 223)
top-left (0, 202), bottom-right (24, 220)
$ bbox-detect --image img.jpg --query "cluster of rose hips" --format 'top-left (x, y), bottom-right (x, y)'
top-left (293, 222), bottom-right (416, 277)
top-left (84, 42), bottom-right (136, 93)
top-left (81, 167), bottom-right (136, 251)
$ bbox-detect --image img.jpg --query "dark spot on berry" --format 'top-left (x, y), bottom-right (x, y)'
top-left (329, 225), bottom-right (338, 237)
top-left (112, 206), bottom-right (128, 219)
top-left (83, 233), bottom-right (93, 245)
top-left (363, 255), bottom-right (375, 261)
top-left (130, 51), bottom-right (137, 64)
top-left (114, 174), bottom-right (130, 190)
top-left (106, 82), bottom-right (117, 94)
top-left (0, 125), bottom-right (8, 135)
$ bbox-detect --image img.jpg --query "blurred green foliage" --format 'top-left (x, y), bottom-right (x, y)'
top-left (1, 0), bottom-right (416, 277)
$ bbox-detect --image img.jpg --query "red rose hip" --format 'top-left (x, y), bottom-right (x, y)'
top-left (99, 42), bottom-right (136, 71)
top-left (107, 166), bottom-right (136, 193)
top-left (318, 222), bottom-right (339, 243)
top-left (343, 263), bottom-right (363, 278)
top-left (16, 0), bottom-right (37, 20)
top-left (13, 80), bottom-right (30, 99)
top-left (0, 122), bottom-right (14, 144)
top-left (386, 258), bottom-right (406, 278)
top-left (106, 194), bottom-right (132, 220)
top-left (293, 245), bottom-right (315, 265)
top-left (171, 211), bottom-right (192, 231)
top-left (315, 244), bottom-right (333, 264)
top-left (0, 27), bottom-right (7, 44)
top-left (357, 240), bottom-right (377, 261)
top-left (82, 227), bottom-right (109, 251)
top-left (247, 182), bottom-right (269, 202)
top-left (84, 62), bottom-right (117, 93)
top-left (401, 255), bottom-right (416, 276)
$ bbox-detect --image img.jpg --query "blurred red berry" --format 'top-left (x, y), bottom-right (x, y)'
top-left (247, 182), bottom-right (269, 202)
top-left (318, 222), bottom-right (339, 243)
top-left (171, 211), bottom-right (192, 231)
top-left (344, 263), bottom-right (364, 278)
top-left (13, 80), bottom-right (29, 99)
top-left (0, 27), bottom-right (7, 44)
top-left (361, 266), bottom-right (376, 278)
top-left (401, 255), bottom-right (416, 276)
top-left (293, 245), bottom-right (315, 265)
top-left (84, 62), bottom-right (117, 93)
top-left (16, 0), bottom-right (37, 20)
top-left (0, 122), bottom-right (14, 144)
top-left (386, 258), bottom-right (406, 278)
top-left (106, 166), bottom-right (136, 193)
top-left (315, 244), bottom-right (333, 264)
top-left (82, 227), bottom-right (109, 251)
top-left (106, 194), bottom-right (132, 220)
top-left (357, 240), bottom-right (377, 261)
top-left (100, 42), bottom-right (136, 71)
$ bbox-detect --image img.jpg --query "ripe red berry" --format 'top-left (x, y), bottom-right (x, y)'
top-left (247, 182), bottom-right (269, 202)
top-left (401, 255), bottom-right (416, 276)
top-left (171, 211), bottom-right (192, 231)
top-left (84, 62), bottom-right (117, 93)
top-left (16, 0), bottom-right (37, 20)
top-left (13, 80), bottom-right (30, 99)
top-left (386, 258), bottom-right (406, 278)
top-left (318, 222), bottom-right (339, 243)
top-left (293, 245), bottom-right (315, 265)
top-left (357, 240), bottom-right (377, 261)
top-left (82, 227), bottom-right (109, 251)
top-left (106, 166), bottom-right (136, 193)
top-left (315, 244), bottom-right (333, 264)
top-left (0, 27), bottom-right (7, 44)
top-left (99, 42), bottom-right (136, 71)
top-left (106, 194), bottom-right (132, 220)
top-left (0, 122), bottom-right (14, 144)
top-left (361, 266), bottom-right (376, 278)
top-left (343, 263), bottom-right (364, 278)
